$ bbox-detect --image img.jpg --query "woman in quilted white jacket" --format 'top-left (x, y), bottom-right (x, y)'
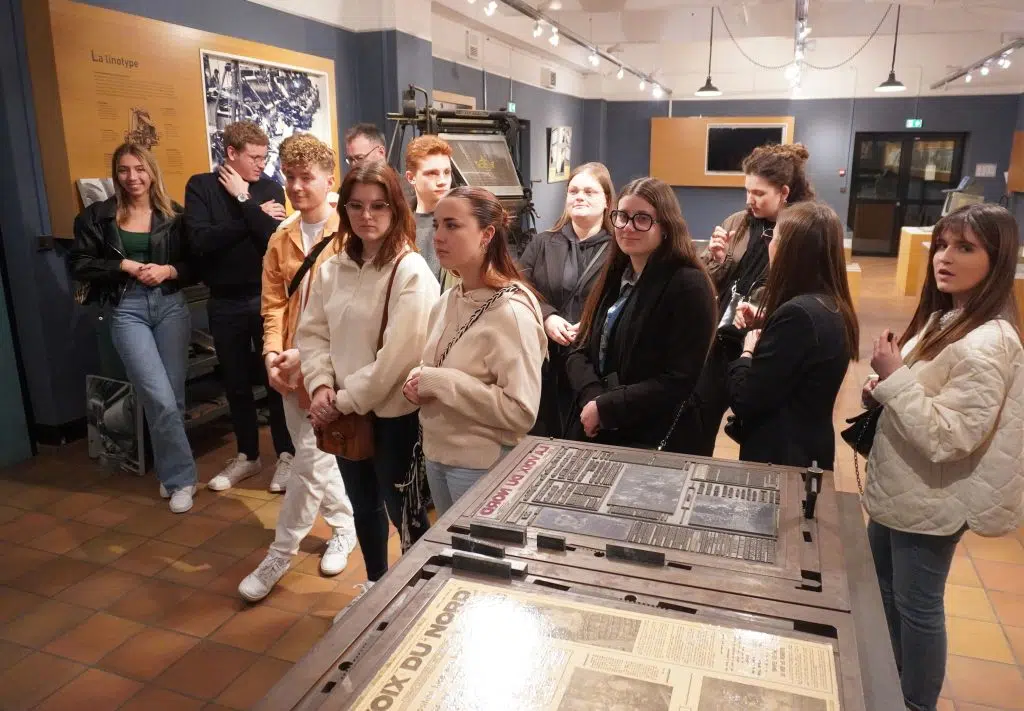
top-left (863, 203), bottom-right (1023, 711)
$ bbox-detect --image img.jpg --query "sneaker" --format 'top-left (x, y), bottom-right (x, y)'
top-left (207, 454), bottom-right (262, 492)
top-left (320, 530), bottom-right (356, 576)
top-left (333, 581), bottom-right (375, 624)
top-left (268, 453), bottom-right (293, 493)
top-left (238, 553), bottom-right (291, 602)
top-left (169, 485), bottom-right (195, 514)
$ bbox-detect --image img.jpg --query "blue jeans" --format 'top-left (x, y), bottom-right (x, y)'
top-left (868, 520), bottom-right (965, 711)
top-left (425, 446), bottom-right (513, 516)
top-left (109, 286), bottom-right (197, 493)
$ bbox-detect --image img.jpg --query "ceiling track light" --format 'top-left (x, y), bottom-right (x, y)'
top-left (875, 5), bottom-right (906, 93)
top-left (965, 73), bottom-right (973, 83)
top-left (484, 0), bottom-right (497, 16)
top-left (616, 65), bottom-right (624, 80)
top-left (931, 38), bottom-right (1024, 89)
top-left (532, 20), bottom-right (543, 38)
top-left (549, 27), bottom-right (559, 46)
top-left (588, 51), bottom-right (600, 68)
top-left (694, 8), bottom-right (722, 96)
top-left (652, 84), bottom-right (664, 99)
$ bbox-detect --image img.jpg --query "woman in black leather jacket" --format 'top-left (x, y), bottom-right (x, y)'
top-left (70, 143), bottom-right (199, 513)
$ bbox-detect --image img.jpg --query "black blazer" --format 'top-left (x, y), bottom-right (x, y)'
top-left (518, 224), bottom-right (612, 324)
top-left (69, 197), bottom-right (192, 306)
top-left (565, 255), bottom-right (717, 448)
top-left (726, 293), bottom-right (851, 470)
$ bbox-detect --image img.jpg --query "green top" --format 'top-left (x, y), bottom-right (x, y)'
top-left (118, 227), bottom-right (151, 263)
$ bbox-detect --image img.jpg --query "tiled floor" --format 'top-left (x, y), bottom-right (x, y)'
top-left (0, 257), bottom-right (1022, 710)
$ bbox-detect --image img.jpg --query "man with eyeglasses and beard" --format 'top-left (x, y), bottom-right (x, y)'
top-left (343, 123), bottom-right (386, 169)
top-left (185, 120), bottom-right (296, 494)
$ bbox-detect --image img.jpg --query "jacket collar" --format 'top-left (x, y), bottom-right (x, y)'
top-left (280, 209), bottom-right (342, 251)
top-left (559, 221), bottom-right (611, 247)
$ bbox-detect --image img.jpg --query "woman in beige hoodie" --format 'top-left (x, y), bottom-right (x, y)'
top-left (403, 187), bottom-right (547, 515)
top-left (863, 203), bottom-right (1023, 711)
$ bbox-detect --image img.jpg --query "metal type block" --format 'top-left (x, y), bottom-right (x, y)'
top-left (468, 520), bottom-right (528, 545)
top-left (450, 534), bottom-right (505, 559)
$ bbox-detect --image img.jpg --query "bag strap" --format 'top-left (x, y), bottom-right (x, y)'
top-left (435, 285), bottom-right (519, 367)
top-left (656, 394), bottom-right (694, 452)
top-left (377, 251), bottom-right (412, 351)
top-left (286, 236), bottom-right (334, 298)
top-left (567, 243), bottom-right (609, 302)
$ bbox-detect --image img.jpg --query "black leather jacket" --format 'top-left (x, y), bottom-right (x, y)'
top-left (69, 197), bottom-right (194, 306)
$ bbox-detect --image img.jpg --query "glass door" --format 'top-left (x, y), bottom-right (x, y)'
top-left (848, 132), bottom-right (966, 256)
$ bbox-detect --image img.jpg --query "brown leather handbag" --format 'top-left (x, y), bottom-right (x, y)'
top-left (314, 253), bottom-right (410, 460)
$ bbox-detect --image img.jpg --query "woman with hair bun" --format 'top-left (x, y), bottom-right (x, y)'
top-left (675, 142), bottom-right (817, 456)
top-left (404, 187), bottom-right (547, 515)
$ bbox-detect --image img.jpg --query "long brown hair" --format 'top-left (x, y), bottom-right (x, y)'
top-left (550, 162), bottom-right (615, 236)
top-left (900, 203), bottom-right (1021, 363)
top-left (338, 162), bottom-right (416, 268)
top-left (443, 186), bottom-right (536, 295)
top-left (743, 143), bottom-right (815, 204)
top-left (759, 201), bottom-right (859, 360)
top-left (576, 177), bottom-right (714, 346)
top-left (110, 143), bottom-right (175, 221)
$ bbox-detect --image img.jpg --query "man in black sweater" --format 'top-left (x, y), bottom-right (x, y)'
top-left (185, 121), bottom-right (295, 494)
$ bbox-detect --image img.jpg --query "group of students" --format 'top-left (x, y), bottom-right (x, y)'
top-left (70, 120), bottom-right (1023, 711)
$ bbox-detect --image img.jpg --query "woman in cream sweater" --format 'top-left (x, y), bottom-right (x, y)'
top-left (403, 187), bottom-right (546, 514)
top-left (297, 162), bottom-right (439, 585)
top-left (863, 203), bottom-right (1023, 711)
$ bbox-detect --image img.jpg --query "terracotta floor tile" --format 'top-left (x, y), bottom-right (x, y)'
top-left (309, 589), bottom-right (359, 622)
top-left (0, 587), bottom-right (44, 624)
top-left (65, 529), bottom-right (147, 565)
top-left (34, 667), bottom-right (143, 711)
top-left (988, 591), bottom-right (1024, 628)
top-left (947, 617), bottom-right (1016, 664)
top-left (44, 611), bottom-right (144, 664)
top-left (204, 550), bottom-right (269, 598)
top-left (114, 508), bottom-right (182, 537)
top-left (1006, 626), bottom-right (1024, 666)
top-left (948, 555), bottom-right (983, 588)
top-left (936, 699), bottom-right (955, 711)
top-left (0, 599), bottom-right (93, 647)
top-left (55, 567), bottom-right (145, 610)
top-left (158, 590), bottom-right (243, 638)
top-left (241, 500), bottom-right (283, 529)
top-left (293, 550), bottom-right (328, 577)
top-left (100, 626), bottom-right (200, 680)
top-left (110, 538), bottom-right (189, 576)
top-left (6, 485), bottom-right (67, 512)
top-left (220, 484), bottom-right (275, 502)
top-left (0, 504), bottom-right (23, 525)
top-left (8, 556), bottom-right (101, 597)
top-left (199, 524), bottom-right (272, 559)
top-left (262, 570), bottom-right (338, 614)
top-left (74, 497), bottom-right (149, 528)
top-left (28, 520), bottom-right (106, 555)
top-left (957, 703), bottom-right (1008, 711)
top-left (944, 655), bottom-right (1024, 709)
top-left (0, 639), bottom-right (31, 673)
top-left (0, 511), bottom-right (59, 544)
top-left (120, 687), bottom-right (205, 711)
top-left (963, 531), bottom-right (1024, 564)
top-left (154, 640), bottom-right (258, 699)
top-left (43, 492), bottom-right (111, 520)
top-left (0, 651), bottom-right (84, 711)
top-left (201, 704), bottom-right (235, 711)
top-left (210, 604), bottom-right (300, 653)
top-left (945, 584), bottom-right (998, 622)
top-left (267, 613), bottom-right (331, 662)
top-left (200, 497), bottom-right (261, 523)
top-left (107, 578), bottom-right (195, 624)
top-left (158, 515), bottom-right (232, 549)
top-left (215, 655), bottom-right (292, 710)
top-left (157, 548), bottom-right (240, 588)
top-left (974, 560), bottom-right (1024, 595)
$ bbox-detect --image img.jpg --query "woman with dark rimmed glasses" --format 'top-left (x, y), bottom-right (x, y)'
top-left (564, 177), bottom-right (716, 449)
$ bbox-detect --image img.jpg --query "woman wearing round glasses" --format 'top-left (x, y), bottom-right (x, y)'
top-left (518, 162), bottom-right (615, 436)
top-left (675, 143), bottom-right (816, 456)
top-left (565, 177), bottom-right (716, 449)
top-left (296, 162), bottom-right (439, 591)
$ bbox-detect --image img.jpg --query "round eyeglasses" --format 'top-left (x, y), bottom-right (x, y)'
top-left (610, 209), bottom-right (656, 232)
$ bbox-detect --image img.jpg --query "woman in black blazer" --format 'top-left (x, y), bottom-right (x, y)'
top-left (565, 177), bottom-right (717, 449)
top-left (726, 201), bottom-right (859, 469)
top-left (519, 162), bottom-right (615, 436)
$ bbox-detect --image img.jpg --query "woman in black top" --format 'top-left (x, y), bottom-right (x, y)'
top-left (565, 177), bottom-right (717, 448)
top-left (726, 201), bottom-right (859, 469)
top-left (519, 162), bottom-right (615, 436)
top-left (674, 143), bottom-right (817, 456)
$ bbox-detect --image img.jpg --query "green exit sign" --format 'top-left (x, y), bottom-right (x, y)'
top-left (906, 118), bottom-right (923, 128)
top-left (507, 102), bottom-right (516, 112)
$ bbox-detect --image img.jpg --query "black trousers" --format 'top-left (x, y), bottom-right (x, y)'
top-left (337, 412), bottom-right (428, 581)
top-left (207, 294), bottom-right (293, 460)
top-left (531, 347), bottom-right (573, 438)
top-left (668, 338), bottom-right (732, 456)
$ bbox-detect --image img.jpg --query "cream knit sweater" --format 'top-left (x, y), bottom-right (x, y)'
top-left (297, 249), bottom-right (440, 418)
top-left (410, 283), bottom-right (547, 470)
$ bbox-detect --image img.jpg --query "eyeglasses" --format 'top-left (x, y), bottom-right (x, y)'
top-left (344, 154), bottom-right (370, 166)
top-left (344, 200), bottom-right (390, 216)
top-left (245, 153), bottom-right (268, 166)
top-left (610, 209), bottom-right (657, 232)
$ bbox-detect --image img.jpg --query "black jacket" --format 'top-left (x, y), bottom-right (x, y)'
top-left (69, 197), bottom-right (192, 306)
top-left (726, 293), bottom-right (851, 470)
top-left (565, 255), bottom-right (717, 448)
top-left (518, 224), bottom-right (612, 324)
top-left (183, 171), bottom-right (284, 295)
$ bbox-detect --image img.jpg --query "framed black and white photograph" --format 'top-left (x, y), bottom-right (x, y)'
top-left (548, 126), bottom-right (572, 183)
top-left (86, 375), bottom-right (146, 475)
top-left (76, 178), bottom-right (115, 208)
top-left (200, 49), bottom-right (332, 186)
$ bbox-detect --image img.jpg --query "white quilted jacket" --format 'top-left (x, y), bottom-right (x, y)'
top-left (864, 316), bottom-right (1024, 537)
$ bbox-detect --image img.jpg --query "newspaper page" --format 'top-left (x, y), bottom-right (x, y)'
top-left (346, 578), bottom-right (841, 711)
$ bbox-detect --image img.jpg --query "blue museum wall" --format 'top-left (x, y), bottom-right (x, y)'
top-left (604, 94), bottom-right (1020, 240)
top-left (432, 58), bottom-right (587, 230)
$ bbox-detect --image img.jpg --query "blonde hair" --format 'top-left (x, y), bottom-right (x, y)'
top-left (280, 133), bottom-right (336, 173)
top-left (110, 143), bottom-right (175, 221)
top-left (222, 121), bottom-right (269, 151)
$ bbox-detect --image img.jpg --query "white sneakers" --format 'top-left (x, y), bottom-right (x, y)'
top-left (320, 531), bottom-right (356, 576)
top-left (159, 483), bottom-right (195, 513)
top-left (268, 453), bottom-right (293, 493)
top-left (207, 454), bottom-right (262, 492)
top-left (333, 581), bottom-right (375, 624)
top-left (238, 553), bottom-right (291, 602)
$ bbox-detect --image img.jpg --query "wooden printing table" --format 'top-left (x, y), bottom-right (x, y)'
top-left (260, 439), bottom-right (902, 711)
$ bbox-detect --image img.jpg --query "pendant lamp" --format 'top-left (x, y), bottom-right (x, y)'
top-left (875, 5), bottom-right (907, 93)
top-left (695, 9), bottom-right (722, 96)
